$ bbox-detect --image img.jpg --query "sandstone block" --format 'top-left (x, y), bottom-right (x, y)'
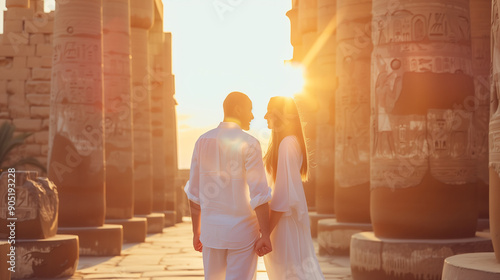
top-left (6, 0), bottom-right (29, 8)
top-left (25, 19), bottom-right (54, 34)
top-left (29, 33), bottom-right (45, 44)
top-left (13, 118), bottom-right (42, 131)
top-left (6, 80), bottom-right (24, 95)
top-left (24, 133), bottom-right (35, 143)
top-left (32, 67), bottom-right (51, 80)
top-left (4, 7), bottom-right (33, 20)
top-left (7, 81), bottom-right (29, 117)
top-left (42, 118), bottom-right (49, 129)
top-left (41, 56), bottom-right (52, 67)
top-left (2, 31), bottom-right (29, 46)
top-left (9, 107), bottom-right (29, 118)
top-left (26, 80), bottom-right (51, 94)
top-left (34, 130), bottom-right (49, 144)
top-left (26, 93), bottom-right (50, 105)
top-left (0, 68), bottom-right (30, 79)
top-left (30, 106), bottom-right (49, 118)
top-left (27, 55), bottom-right (42, 67)
top-left (0, 57), bottom-right (13, 69)
top-left (0, 95), bottom-right (7, 108)
top-left (3, 20), bottom-right (24, 33)
top-left (0, 112), bottom-right (10, 119)
top-left (32, 0), bottom-right (44, 12)
top-left (35, 44), bottom-right (52, 56)
top-left (0, 44), bottom-right (35, 56)
top-left (13, 56), bottom-right (26, 68)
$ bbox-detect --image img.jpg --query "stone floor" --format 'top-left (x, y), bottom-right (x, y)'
top-left (61, 218), bottom-right (352, 280)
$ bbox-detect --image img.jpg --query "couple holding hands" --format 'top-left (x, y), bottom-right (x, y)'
top-left (185, 91), bottom-right (325, 280)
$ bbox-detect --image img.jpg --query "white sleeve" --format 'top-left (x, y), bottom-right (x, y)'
top-left (245, 139), bottom-right (272, 209)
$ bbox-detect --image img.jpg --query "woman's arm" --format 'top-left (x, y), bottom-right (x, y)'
top-left (270, 210), bottom-right (284, 234)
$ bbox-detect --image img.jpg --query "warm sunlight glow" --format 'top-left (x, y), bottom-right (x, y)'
top-left (280, 61), bottom-right (306, 97)
top-left (163, 1), bottom-right (294, 168)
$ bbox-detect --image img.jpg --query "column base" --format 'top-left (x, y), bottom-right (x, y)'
top-left (477, 218), bottom-right (489, 232)
top-left (0, 241), bottom-right (11, 280)
top-left (105, 217), bottom-right (147, 243)
top-left (9, 234), bottom-right (78, 279)
top-left (318, 219), bottom-right (372, 256)
top-left (442, 252), bottom-right (500, 280)
top-left (350, 232), bottom-right (493, 280)
top-left (58, 224), bottom-right (122, 256)
top-left (137, 213), bottom-right (164, 233)
top-left (163, 211), bottom-right (176, 227)
top-left (309, 212), bottom-right (335, 238)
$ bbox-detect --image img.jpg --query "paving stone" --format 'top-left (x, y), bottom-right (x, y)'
top-left (64, 220), bottom-right (344, 280)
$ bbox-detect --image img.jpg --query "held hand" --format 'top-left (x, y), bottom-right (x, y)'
top-left (254, 236), bottom-right (272, 257)
top-left (193, 233), bottom-right (203, 252)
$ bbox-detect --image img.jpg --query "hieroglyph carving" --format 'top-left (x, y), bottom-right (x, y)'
top-left (371, 0), bottom-right (475, 189)
top-left (335, 0), bottom-right (372, 188)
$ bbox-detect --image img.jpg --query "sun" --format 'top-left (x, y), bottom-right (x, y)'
top-left (279, 61), bottom-right (306, 98)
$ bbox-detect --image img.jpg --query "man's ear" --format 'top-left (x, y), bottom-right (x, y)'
top-left (233, 105), bottom-right (242, 117)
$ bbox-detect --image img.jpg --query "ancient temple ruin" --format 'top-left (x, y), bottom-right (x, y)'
top-left (0, 0), bottom-right (500, 279)
top-left (0, 0), bottom-right (178, 278)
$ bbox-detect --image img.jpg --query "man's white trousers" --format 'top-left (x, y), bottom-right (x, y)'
top-left (202, 242), bottom-right (258, 280)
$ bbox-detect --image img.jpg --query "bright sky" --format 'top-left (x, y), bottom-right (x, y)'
top-left (0, 0), bottom-right (297, 169)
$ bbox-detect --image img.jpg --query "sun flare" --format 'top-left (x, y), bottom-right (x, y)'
top-left (280, 61), bottom-right (306, 97)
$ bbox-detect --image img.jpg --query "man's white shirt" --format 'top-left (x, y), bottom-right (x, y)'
top-left (184, 122), bottom-right (272, 249)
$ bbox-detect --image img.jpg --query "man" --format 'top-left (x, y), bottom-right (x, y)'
top-left (184, 92), bottom-right (272, 280)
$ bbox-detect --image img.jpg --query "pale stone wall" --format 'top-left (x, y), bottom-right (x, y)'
top-left (0, 1), bottom-right (53, 171)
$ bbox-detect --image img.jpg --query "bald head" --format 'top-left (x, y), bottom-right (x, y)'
top-left (223, 91), bottom-right (254, 130)
top-left (223, 91), bottom-right (251, 117)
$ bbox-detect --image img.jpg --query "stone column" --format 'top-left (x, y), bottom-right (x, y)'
top-left (314, 0), bottom-right (336, 216)
top-left (318, 0), bottom-right (373, 256)
top-left (334, 0), bottom-right (371, 224)
top-left (149, 18), bottom-right (167, 216)
top-left (351, 1), bottom-right (493, 278)
top-left (491, 0), bottom-right (500, 263)
top-left (130, 0), bottom-right (154, 215)
top-left (130, 0), bottom-right (164, 233)
top-left (369, 0), bottom-right (477, 239)
top-left (49, 0), bottom-right (105, 228)
top-left (103, 0), bottom-right (134, 220)
top-left (49, 0), bottom-right (121, 255)
top-left (286, 3), bottom-right (316, 209)
top-left (297, 0), bottom-right (318, 214)
top-left (294, 0), bottom-right (338, 238)
top-left (470, 0), bottom-right (491, 226)
top-left (163, 32), bottom-right (178, 226)
top-left (102, 0), bottom-right (147, 244)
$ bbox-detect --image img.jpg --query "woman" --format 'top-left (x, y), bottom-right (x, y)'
top-left (261, 96), bottom-right (324, 280)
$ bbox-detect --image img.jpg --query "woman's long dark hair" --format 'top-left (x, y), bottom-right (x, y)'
top-left (263, 96), bottom-right (308, 183)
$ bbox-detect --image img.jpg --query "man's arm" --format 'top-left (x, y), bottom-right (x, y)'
top-left (245, 140), bottom-right (273, 256)
top-left (185, 139), bottom-right (202, 252)
top-left (189, 200), bottom-right (203, 252)
top-left (254, 203), bottom-right (272, 256)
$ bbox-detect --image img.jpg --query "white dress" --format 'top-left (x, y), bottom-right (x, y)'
top-left (263, 136), bottom-right (325, 280)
